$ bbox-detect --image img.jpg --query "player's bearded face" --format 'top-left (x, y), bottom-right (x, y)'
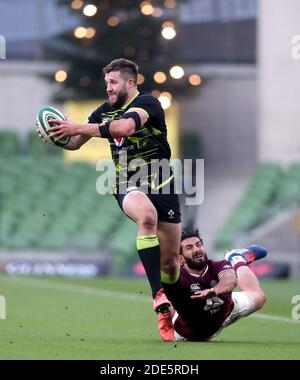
top-left (182, 251), bottom-right (208, 270)
top-left (105, 72), bottom-right (129, 108)
top-left (181, 237), bottom-right (208, 270)
top-left (108, 85), bottom-right (128, 108)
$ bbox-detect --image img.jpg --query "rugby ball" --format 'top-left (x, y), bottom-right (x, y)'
top-left (36, 106), bottom-right (70, 147)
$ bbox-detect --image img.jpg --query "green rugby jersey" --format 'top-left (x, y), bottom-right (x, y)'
top-left (88, 92), bottom-right (174, 191)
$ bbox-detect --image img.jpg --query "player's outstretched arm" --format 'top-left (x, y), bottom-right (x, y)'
top-left (212, 269), bottom-right (237, 296)
top-left (62, 135), bottom-right (92, 150)
top-left (98, 108), bottom-right (147, 138)
top-left (47, 108), bottom-right (147, 142)
top-left (47, 119), bottom-right (101, 140)
top-left (191, 269), bottom-right (237, 300)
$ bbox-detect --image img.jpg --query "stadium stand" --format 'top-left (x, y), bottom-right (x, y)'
top-left (109, 218), bottom-right (137, 273)
top-left (1, 132), bottom-right (299, 273)
top-left (215, 162), bottom-right (300, 251)
top-left (0, 133), bottom-right (135, 272)
top-left (0, 130), bottom-right (20, 156)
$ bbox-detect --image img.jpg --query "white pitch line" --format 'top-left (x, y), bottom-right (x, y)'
top-left (0, 275), bottom-right (150, 303)
top-left (250, 312), bottom-right (300, 324)
top-left (1, 276), bottom-right (299, 325)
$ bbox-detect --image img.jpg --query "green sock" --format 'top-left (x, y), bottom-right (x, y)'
top-left (161, 269), bottom-right (180, 284)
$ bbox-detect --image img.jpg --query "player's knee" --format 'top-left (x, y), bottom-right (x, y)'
top-left (258, 291), bottom-right (267, 308)
top-left (254, 290), bottom-right (266, 311)
top-left (161, 257), bottom-right (178, 276)
top-left (138, 210), bottom-right (158, 230)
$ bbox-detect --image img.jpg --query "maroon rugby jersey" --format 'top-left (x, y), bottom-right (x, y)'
top-left (163, 259), bottom-right (235, 341)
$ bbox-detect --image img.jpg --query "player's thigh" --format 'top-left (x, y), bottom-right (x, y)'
top-left (157, 221), bottom-right (181, 263)
top-left (122, 190), bottom-right (157, 224)
top-left (208, 292), bottom-right (256, 340)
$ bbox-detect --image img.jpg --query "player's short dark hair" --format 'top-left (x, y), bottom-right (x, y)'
top-left (180, 227), bottom-right (203, 254)
top-left (103, 58), bottom-right (138, 84)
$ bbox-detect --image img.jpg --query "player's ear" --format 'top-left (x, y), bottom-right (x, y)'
top-left (127, 78), bottom-right (135, 89)
top-left (179, 254), bottom-right (185, 265)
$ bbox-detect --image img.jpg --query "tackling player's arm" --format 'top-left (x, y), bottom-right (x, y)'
top-left (191, 269), bottom-right (237, 300)
top-left (47, 108), bottom-right (147, 143)
top-left (211, 269), bottom-right (237, 296)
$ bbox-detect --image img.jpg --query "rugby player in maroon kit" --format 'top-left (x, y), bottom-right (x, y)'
top-left (160, 227), bottom-right (267, 342)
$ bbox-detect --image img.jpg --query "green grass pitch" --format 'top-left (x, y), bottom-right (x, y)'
top-left (0, 274), bottom-right (299, 360)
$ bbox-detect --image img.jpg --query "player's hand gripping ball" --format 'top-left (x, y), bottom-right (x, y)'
top-left (36, 106), bottom-right (70, 147)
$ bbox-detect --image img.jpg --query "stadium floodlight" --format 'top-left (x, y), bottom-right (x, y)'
top-left (158, 94), bottom-right (171, 110)
top-left (162, 27), bottom-right (176, 40)
top-left (188, 74), bottom-right (202, 86)
top-left (154, 71), bottom-right (167, 84)
top-left (170, 65), bottom-right (184, 79)
top-left (74, 27), bottom-right (87, 39)
top-left (140, 2), bottom-right (154, 16)
top-left (55, 70), bottom-right (68, 82)
top-left (71, 0), bottom-right (83, 10)
top-left (83, 4), bottom-right (97, 17)
top-left (137, 74), bottom-right (145, 84)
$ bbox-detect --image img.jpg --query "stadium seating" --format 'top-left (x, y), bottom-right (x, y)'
top-left (109, 218), bottom-right (138, 273)
top-left (215, 162), bottom-right (300, 251)
top-left (26, 130), bottom-right (63, 156)
top-left (0, 130), bottom-right (20, 156)
top-left (0, 132), bottom-right (136, 272)
top-left (2, 132), bottom-right (299, 271)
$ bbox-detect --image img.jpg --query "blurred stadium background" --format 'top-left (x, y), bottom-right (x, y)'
top-left (0, 0), bottom-right (300, 281)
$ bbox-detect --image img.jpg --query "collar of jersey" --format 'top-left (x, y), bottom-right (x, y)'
top-left (189, 264), bottom-right (209, 277)
top-left (121, 91), bottom-right (140, 110)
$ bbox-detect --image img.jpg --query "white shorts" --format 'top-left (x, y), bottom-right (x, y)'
top-left (173, 292), bottom-right (255, 342)
top-left (209, 291), bottom-right (255, 339)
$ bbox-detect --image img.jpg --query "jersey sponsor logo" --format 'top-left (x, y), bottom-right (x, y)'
top-left (222, 265), bottom-right (232, 269)
top-left (204, 296), bottom-right (224, 313)
top-left (114, 137), bottom-right (125, 147)
top-left (190, 283), bottom-right (201, 292)
top-left (115, 144), bottom-right (134, 152)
